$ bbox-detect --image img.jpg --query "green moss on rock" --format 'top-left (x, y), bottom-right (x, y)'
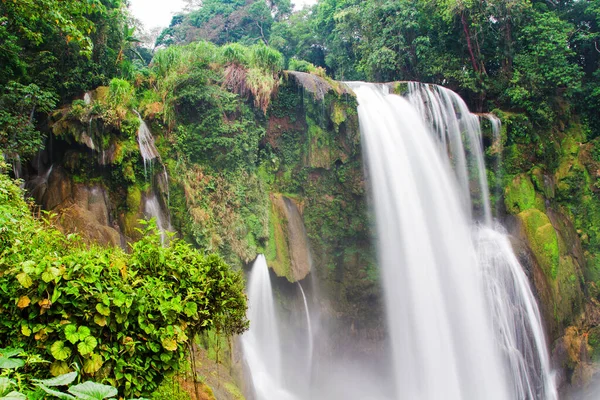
top-left (505, 174), bottom-right (537, 214)
top-left (266, 193), bottom-right (293, 281)
top-left (589, 326), bottom-right (600, 362)
top-left (518, 208), bottom-right (560, 279)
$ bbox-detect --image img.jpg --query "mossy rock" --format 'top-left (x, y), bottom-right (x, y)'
top-left (505, 174), bottom-right (537, 214)
top-left (122, 186), bottom-right (143, 240)
top-left (266, 193), bottom-right (293, 281)
top-left (530, 166), bottom-right (555, 199)
top-left (518, 208), bottom-right (559, 280)
top-left (589, 326), bottom-right (600, 362)
top-left (554, 255), bottom-right (583, 326)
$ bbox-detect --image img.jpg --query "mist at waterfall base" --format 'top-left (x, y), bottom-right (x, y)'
top-left (242, 83), bottom-right (557, 399)
top-left (242, 256), bottom-right (394, 400)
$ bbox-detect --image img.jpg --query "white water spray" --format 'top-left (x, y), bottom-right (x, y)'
top-left (133, 111), bottom-right (159, 176)
top-left (144, 194), bottom-right (172, 245)
top-left (406, 82), bottom-right (557, 400)
top-left (298, 281), bottom-right (314, 373)
top-left (350, 82), bottom-right (510, 400)
top-left (242, 255), bottom-right (298, 400)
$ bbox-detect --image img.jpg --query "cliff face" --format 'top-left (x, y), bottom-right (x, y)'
top-left (21, 70), bottom-right (384, 361)
top-left (488, 113), bottom-right (600, 390)
top-left (20, 70), bottom-right (600, 391)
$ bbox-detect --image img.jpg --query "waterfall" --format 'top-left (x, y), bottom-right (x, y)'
top-left (297, 281), bottom-right (314, 374)
top-left (134, 111), bottom-right (160, 176)
top-left (144, 194), bottom-right (172, 246)
top-left (406, 82), bottom-right (557, 400)
top-left (242, 255), bottom-right (298, 400)
top-left (349, 82), bottom-right (557, 400)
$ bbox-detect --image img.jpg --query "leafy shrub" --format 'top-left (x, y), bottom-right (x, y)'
top-left (0, 171), bottom-right (248, 398)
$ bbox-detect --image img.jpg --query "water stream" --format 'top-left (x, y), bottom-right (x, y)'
top-left (297, 281), bottom-right (314, 374)
top-left (242, 82), bottom-right (557, 400)
top-left (242, 255), bottom-right (298, 400)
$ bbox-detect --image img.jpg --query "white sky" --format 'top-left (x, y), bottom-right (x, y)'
top-left (129, 0), bottom-right (318, 30)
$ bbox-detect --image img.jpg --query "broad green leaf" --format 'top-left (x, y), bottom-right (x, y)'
top-left (83, 354), bottom-right (103, 374)
top-left (50, 361), bottom-right (71, 377)
top-left (77, 336), bottom-right (97, 356)
top-left (0, 377), bottom-right (15, 394)
top-left (20, 325), bottom-right (31, 337)
top-left (96, 304), bottom-right (110, 317)
top-left (21, 260), bottom-right (35, 274)
top-left (183, 302), bottom-right (197, 317)
top-left (33, 371), bottom-right (77, 387)
top-left (161, 338), bottom-right (177, 352)
top-left (50, 341), bottom-right (72, 361)
top-left (42, 267), bottom-right (61, 283)
top-left (68, 381), bottom-right (118, 399)
top-left (15, 273), bottom-right (32, 288)
top-left (159, 352), bottom-right (172, 363)
top-left (0, 349), bottom-right (21, 359)
top-left (93, 314), bottom-right (107, 327)
top-left (0, 391), bottom-right (27, 399)
top-left (64, 325), bottom-right (79, 344)
top-left (37, 384), bottom-right (76, 400)
top-left (0, 357), bottom-right (24, 370)
top-left (147, 341), bottom-right (160, 353)
top-left (77, 326), bottom-right (91, 340)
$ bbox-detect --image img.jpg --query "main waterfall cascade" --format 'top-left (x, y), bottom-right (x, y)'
top-left (242, 82), bottom-right (557, 400)
top-left (350, 82), bottom-right (557, 400)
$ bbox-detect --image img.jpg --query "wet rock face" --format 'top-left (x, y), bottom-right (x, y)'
top-left (267, 194), bottom-right (312, 282)
top-left (26, 166), bottom-right (123, 248)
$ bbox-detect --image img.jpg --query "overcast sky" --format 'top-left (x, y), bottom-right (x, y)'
top-left (129, 0), bottom-right (317, 30)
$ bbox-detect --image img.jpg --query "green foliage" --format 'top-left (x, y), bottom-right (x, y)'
top-left (0, 82), bottom-right (57, 160)
top-left (0, 173), bottom-right (248, 398)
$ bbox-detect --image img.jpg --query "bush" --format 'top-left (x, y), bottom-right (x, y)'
top-left (0, 171), bottom-right (248, 398)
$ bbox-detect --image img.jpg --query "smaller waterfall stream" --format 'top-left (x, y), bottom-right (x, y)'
top-left (242, 255), bottom-right (298, 400)
top-left (144, 194), bottom-right (172, 245)
top-left (134, 111), bottom-right (160, 176)
top-left (297, 281), bottom-right (314, 373)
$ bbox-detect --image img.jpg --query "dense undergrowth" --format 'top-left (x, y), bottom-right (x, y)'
top-left (0, 163), bottom-right (248, 397)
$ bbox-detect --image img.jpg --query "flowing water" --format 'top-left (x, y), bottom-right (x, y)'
top-left (350, 81), bottom-right (557, 400)
top-left (242, 82), bottom-right (557, 400)
top-left (242, 255), bottom-right (298, 400)
top-left (134, 111), bottom-right (160, 176)
top-left (143, 194), bottom-right (172, 245)
top-left (297, 281), bottom-right (314, 373)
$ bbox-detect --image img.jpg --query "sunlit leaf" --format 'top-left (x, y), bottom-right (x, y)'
top-left (161, 338), bottom-right (177, 352)
top-left (50, 341), bottom-right (71, 361)
top-left (93, 314), bottom-right (107, 327)
top-left (77, 326), bottom-right (91, 340)
top-left (16, 273), bottom-right (33, 288)
top-left (96, 304), bottom-right (110, 317)
top-left (16, 296), bottom-right (30, 309)
top-left (20, 325), bottom-right (31, 337)
top-left (64, 325), bottom-right (79, 344)
top-left (50, 361), bottom-right (71, 377)
top-left (77, 336), bottom-right (97, 356)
